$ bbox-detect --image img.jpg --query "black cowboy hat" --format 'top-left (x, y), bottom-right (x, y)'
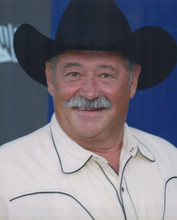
top-left (14, 0), bottom-right (177, 90)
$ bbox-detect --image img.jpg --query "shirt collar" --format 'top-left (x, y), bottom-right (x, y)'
top-left (50, 114), bottom-right (155, 174)
top-left (124, 124), bottom-right (155, 162)
top-left (132, 131), bottom-right (155, 162)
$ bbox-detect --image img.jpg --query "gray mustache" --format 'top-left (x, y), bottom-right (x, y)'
top-left (63, 96), bottom-right (112, 109)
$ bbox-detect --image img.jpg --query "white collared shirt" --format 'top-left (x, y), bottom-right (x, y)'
top-left (0, 114), bottom-right (177, 219)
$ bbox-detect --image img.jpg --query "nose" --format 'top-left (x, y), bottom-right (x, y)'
top-left (79, 75), bottom-right (100, 100)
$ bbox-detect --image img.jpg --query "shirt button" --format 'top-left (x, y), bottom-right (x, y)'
top-left (121, 187), bottom-right (124, 192)
top-left (130, 147), bottom-right (134, 152)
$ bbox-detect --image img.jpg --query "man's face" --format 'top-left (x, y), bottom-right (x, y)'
top-left (45, 50), bottom-right (140, 142)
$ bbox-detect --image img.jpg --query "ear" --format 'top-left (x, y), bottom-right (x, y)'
top-left (130, 65), bottom-right (141, 99)
top-left (45, 61), bottom-right (54, 96)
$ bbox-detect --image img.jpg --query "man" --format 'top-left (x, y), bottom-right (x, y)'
top-left (0, 0), bottom-right (177, 219)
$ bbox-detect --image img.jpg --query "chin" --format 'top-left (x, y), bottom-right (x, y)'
top-left (74, 125), bottom-right (105, 139)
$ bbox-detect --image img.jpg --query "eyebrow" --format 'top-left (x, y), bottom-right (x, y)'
top-left (62, 63), bottom-right (117, 73)
top-left (63, 63), bottom-right (82, 69)
top-left (98, 65), bottom-right (117, 72)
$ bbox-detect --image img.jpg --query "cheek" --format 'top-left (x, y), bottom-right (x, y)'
top-left (53, 81), bottom-right (81, 103)
top-left (99, 83), bottom-right (123, 102)
top-left (104, 83), bottom-right (131, 109)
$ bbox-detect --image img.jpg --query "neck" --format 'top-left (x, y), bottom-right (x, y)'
top-left (76, 130), bottom-right (124, 173)
top-left (90, 142), bottom-right (122, 173)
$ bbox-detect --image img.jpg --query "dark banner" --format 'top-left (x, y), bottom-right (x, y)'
top-left (0, 0), bottom-right (51, 145)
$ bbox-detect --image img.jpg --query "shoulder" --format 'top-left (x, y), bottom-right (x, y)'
top-left (0, 123), bottom-right (52, 176)
top-left (0, 123), bottom-right (59, 200)
top-left (0, 123), bottom-right (50, 154)
top-left (130, 126), bottom-right (177, 150)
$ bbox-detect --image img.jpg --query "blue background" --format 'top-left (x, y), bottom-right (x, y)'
top-left (49, 0), bottom-right (177, 146)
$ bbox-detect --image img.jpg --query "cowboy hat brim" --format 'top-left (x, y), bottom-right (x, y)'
top-left (14, 23), bottom-right (177, 90)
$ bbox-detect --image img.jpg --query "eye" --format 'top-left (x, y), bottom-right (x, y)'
top-left (100, 73), bottom-right (113, 78)
top-left (67, 72), bottom-right (79, 77)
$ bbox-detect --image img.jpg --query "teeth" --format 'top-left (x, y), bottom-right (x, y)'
top-left (78, 107), bottom-right (103, 111)
top-left (79, 107), bottom-right (92, 111)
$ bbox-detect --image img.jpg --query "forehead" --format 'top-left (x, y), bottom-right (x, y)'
top-left (54, 50), bottom-right (127, 67)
